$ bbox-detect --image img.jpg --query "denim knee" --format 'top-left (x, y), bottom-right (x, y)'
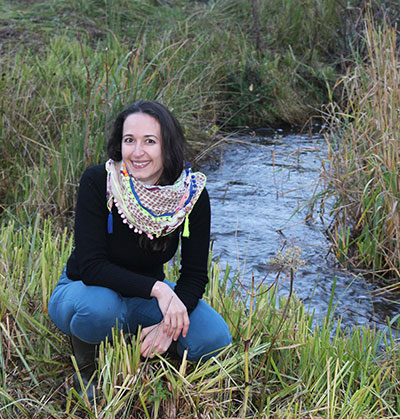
top-left (178, 300), bottom-right (232, 362)
top-left (69, 287), bottom-right (126, 343)
top-left (49, 274), bottom-right (127, 344)
top-left (184, 324), bottom-right (232, 361)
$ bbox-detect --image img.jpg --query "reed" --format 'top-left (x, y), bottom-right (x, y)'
top-left (0, 219), bottom-right (398, 417)
top-left (1, 0), bottom-right (367, 227)
top-left (320, 14), bottom-right (400, 285)
top-left (0, 31), bottom-right (226, 226)
top-left (1, 1), bottom-right (399, 416)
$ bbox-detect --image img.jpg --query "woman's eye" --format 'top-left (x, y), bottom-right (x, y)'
top-left (146, 138), bottom-right (155, 144)
top-left (124, 137), bottom-right (134, 143)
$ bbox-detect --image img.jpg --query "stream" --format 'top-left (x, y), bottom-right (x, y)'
top-left (204, 128), bottom-right (399, 332)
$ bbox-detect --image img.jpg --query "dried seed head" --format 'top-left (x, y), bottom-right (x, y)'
top-left (267, 246), bottom-right (306, 273)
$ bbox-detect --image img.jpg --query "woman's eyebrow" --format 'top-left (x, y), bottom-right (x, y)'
top-left (122, 133), bottom-right (160, 140)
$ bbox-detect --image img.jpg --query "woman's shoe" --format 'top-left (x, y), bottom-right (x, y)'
top-left (70, 334), bottom-right (98, 403)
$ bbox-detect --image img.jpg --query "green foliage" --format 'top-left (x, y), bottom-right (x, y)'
top-left (0, 20), bottom-right (227, 224)
top-left (1, 1), bottom-right (399, 415)
top-left (319, 15), bottom-right (400, 284)
top-left (1, 0), bottom-right (379, 226)
top-left (0, 219), bottom-right (399, 417)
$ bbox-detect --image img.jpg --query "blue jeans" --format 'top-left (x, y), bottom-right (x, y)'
top-left (48, 270), bottom-right (232, 361)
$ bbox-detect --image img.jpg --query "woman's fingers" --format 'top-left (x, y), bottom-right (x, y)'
top-left (140, 315), bottom-right (190, 358)
top-left (140, 324), bottom-right (160, 357)
top-left (140, 324), bottom-right (157, 341)
top-left (172, 313), bottom-right (185, 340)
top-left (163, 310), bottom-right (173, 334)
top-left (165, 310), bottom-right (190, 340)
top-left (172, 316), bottom-right (182, 339)
top-left (180, 312), bottom-right (190, 339)
top-left (140, 322), bottom-right (173, 358)
top-left (151, 282), bottom-right (191, 340)
top-left (167, 311), bottom-right (182, 337)
top-left (161, 295), bottom-right (187, 335)
top-left (170, 313), bottom-right (177, 334)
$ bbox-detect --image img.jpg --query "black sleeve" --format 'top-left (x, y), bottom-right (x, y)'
top-left (174, 187), bottom-right (211, 313)
top-left (72, 166), bottom-right (158, 298)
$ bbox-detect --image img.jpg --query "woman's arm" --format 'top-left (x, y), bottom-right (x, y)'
top-left (174, 187), bottom-right (211, 313)
top-left (70, 165), bottom-right (158, 298)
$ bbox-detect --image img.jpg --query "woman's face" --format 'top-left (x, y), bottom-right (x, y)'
top-left (121, 112), bottom-right (163, 185)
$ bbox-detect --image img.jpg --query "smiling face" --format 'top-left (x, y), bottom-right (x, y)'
top-left (121, 112), bottom-right (164, 185)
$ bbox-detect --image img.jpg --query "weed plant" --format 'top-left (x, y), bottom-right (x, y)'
top-left (1, 0), bottom-right (370, 226)
top-left (0, 219), bottom-right (399, 417)
top-left (0, 27), bottom-right (226, 226)
top-left (320, 15), bottom-right (400, 287)
top-left (1, 1), bottom-right (400, 417)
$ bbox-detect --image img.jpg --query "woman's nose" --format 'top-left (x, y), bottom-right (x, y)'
top-left (133, 141), bottom-right (144, 156)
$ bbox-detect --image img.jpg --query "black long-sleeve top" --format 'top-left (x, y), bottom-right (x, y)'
top-left (66, 164), bottom-right (210, 313)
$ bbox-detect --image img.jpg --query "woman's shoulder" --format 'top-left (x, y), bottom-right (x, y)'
top-left (77, 164), bottom-right (108, 197)
top-left (197, 186), bottom-right (209, 204)
top-left (80, 163), bottom-right (107, 184)
top-left (189, 186), bottom-right (210, 220)
top-left (82, 163), bottom-right (106, 177)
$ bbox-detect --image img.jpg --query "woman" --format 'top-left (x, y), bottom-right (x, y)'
top-left (48, 100), bottom-right (232, 398)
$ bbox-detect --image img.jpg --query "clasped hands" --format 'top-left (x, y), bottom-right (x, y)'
top-left (140, 281), bottom-right (189, 358)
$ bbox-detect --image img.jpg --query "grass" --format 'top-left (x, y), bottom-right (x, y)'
top-left (0, 219), bottom-right (399, 417)
top-left (1, 0), bottom-right (400, 416)
top-left (0, 30), bottom-right (224, 225)
top-left (0, 0), bottom-right (362, 226)
top-left (318, 11), bottom-right (400, 286)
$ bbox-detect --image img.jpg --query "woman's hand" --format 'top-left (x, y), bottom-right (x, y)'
top-left (140, 322), bottom-right (173, 358)
top-left (150, 281), bottom-right (190, 341)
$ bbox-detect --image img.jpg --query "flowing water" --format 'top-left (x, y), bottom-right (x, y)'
top-left (204, 128), bottom-right (399, 331)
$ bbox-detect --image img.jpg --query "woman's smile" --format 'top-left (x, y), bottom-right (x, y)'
top-left (131, 160), bottom-right (150, 168)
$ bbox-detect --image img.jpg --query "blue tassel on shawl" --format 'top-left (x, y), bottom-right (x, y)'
top-left (107, 211), bottom-right (113, 234)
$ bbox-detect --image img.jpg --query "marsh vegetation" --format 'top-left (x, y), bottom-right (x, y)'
top-left (1, 0), bottom-right (399, 417)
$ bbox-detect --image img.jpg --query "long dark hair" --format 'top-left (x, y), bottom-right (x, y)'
top-left (107, 100), bottom-right (187, 251)
top-left (107, 100), bottom-right (186, 185)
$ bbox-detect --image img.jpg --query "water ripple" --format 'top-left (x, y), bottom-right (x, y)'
top-left (204, 131), bottom-right (399, 332)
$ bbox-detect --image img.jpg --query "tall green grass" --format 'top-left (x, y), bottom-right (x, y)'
top-left (1, 0), bottom-right (367, 226)
top-left (0, 30), bottom-right (226, 225)
top-left (1, 2), bottom-right (399, 416)
top-left (0, 219), bottom-right (399, 417)
top-left (320, 15), bottom-right (400, 286)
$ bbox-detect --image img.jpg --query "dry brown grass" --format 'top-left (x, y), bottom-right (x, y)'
top-left (321, 14), bottom-right (400, 288)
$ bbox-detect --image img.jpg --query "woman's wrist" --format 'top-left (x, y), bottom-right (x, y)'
top-left (150, 280), bottom-right (169, 299)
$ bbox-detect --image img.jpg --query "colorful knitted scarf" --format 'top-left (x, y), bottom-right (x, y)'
top-left (105, 159), bottom-right (206, 239)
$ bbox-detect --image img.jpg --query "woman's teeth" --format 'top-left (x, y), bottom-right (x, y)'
top-left (132, 161), bottom-right (149, 168)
